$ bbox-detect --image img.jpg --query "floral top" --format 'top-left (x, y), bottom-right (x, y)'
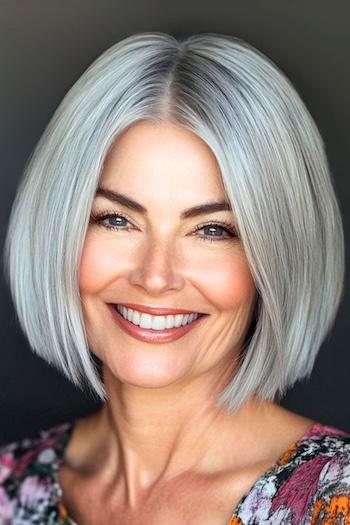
top-left (0, 419), bottom-right (349, 524)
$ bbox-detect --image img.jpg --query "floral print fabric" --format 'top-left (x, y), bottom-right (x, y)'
top-left (0, 420), bottom-right (349, 524)
top-left (0, 422), bottom-right (74, 524)
top-left (229, 423), bottom-right (350, 524)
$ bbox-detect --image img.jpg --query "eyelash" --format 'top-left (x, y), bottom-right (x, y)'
top-left (89, 211), bottom-right (238, 242)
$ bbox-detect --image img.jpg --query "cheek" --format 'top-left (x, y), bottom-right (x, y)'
top-left (193, 249), bottom-right (256, 311)
top-left (79, 234), bottom-right (122, 294)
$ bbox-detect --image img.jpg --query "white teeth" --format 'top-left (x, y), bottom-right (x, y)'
top-left (165, 315), bottom-right (174, 329)
top-left (132, 310), bottom-right (140, 325)
top-left (139, 313), bottom-right (152, 329)
top-left (116, 305), bottom-right (200, 330)
top-left (174, 314), bottom-right (184, 328)
top-left (181, 314), bottom-right (190, 326)
top-left (151, 316), bottom-right (166, 330)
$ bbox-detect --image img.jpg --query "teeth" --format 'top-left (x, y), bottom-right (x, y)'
top-left (132, 310), bottom-right (141, 325)
top-left (181, 314), bottom-right (190, 326)
top-left (140, 313), bottom-right (152, 329)
top-left (174, 314), bottom-right (184, 328)
top-left (116, 306), bottom-right (200, 330)
top-left (152, 315), bottom-right (166, 330)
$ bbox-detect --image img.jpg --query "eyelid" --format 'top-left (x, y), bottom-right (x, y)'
top-left (90, 210), bottom-right (238, 239)
top-left (194, 220), bottom-right (236, 233)
top-left (90, 209), bottom-right (136, 227)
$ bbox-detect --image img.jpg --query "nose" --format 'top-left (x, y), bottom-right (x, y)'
top-left (128, 236), bottom-right (186, 296)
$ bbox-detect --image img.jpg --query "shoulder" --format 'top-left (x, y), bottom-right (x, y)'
top-left (0, 421), bottom-right (73, 484)
top-left (281, 423), bottom-right (350, 491)
top-left (276, 423), bottom-right (350, 523)
top-left (235, 422), bottom-right (350, 524)
top-left (305, 425), bottom-right (350, 523)
top-left (0, 420), bottom-right (74, 522)
top-left (298, 423), bottom-right (350, 475)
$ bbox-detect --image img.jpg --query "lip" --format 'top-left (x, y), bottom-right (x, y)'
top-left (116, 303), bottom-right (205, 316)
top-left (108, 304), bottom-right (208, 344)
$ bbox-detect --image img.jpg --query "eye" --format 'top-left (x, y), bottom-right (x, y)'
top-left (89, 212), bottom-right (238, 242)
top-left (194, 222), bottom-right (237, 242)
top-left (90, 212), bottom-right (133, 231)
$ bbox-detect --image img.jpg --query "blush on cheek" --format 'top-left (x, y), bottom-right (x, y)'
top-left (79, 235), bottom-right (126, 294)
top-left (194, 254), bottom-right (256, 312)
top-left (79, 238), bottom-right (102, 294)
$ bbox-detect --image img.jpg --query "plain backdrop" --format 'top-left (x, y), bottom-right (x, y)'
top-left (0, 0), bottom-right (349, 446)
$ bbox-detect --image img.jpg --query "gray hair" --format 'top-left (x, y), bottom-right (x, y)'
top-left (3, 32), bottom-right (345, 412)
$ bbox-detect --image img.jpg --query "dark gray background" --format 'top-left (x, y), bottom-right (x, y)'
top-left (1, 0), bottom-right (349, 446)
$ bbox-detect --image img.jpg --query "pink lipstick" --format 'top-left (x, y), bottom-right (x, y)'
top-left (117, 303), bottom-right (206, 315)
top-left (108, 304), bottom-right (207, 344)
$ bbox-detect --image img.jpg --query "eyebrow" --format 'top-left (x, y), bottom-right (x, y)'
top-left (95, 187), bottom-right (232, 219)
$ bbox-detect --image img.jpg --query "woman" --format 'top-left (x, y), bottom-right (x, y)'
top-left (0, 31), bottom-right (349, 524)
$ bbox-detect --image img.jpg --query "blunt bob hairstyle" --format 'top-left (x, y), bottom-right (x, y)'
top-left (4, 32), bottom-right (345, 413)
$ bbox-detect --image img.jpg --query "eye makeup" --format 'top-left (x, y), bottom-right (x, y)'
top-left (89, 209), bottom-right (238, 243)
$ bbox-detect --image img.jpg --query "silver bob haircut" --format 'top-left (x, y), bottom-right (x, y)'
top-left (4, 32), bottom-right (345, 413)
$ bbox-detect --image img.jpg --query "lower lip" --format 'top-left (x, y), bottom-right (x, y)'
top-left (108, 305), bottom-right (208, 344)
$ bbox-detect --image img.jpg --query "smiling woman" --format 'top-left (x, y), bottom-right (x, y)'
top-left (1, 32), bottom-right (350, 524)
top-left (79, 120), bottom-right (257, 385)
top-left (80, 120), bottom-right (256, 388)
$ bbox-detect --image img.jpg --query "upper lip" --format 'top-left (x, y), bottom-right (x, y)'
top-left (114, 303), bottom-right (206, 316)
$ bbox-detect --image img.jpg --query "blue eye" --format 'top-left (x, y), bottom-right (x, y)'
top-left (105, 215), bottom-right (128, 228)
top-left (90, 212), bottom-right (132, 231)
top-left (90, 212), bottom-right (237, 242)
top-left (195, 223), bottom-right (237, 242)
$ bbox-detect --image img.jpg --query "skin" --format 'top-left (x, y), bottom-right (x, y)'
top-left (60, 120), bottom-right (315, 524)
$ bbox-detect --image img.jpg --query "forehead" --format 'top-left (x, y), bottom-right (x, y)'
top-left (100, 120), bottom-right (226, 199)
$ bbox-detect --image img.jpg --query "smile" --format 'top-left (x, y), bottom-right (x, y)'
top-left (117, 305), bottom-right (201, 330)
top-left (108, 304), bottom-right (208, 344)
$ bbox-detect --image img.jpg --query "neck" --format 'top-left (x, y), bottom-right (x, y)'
top-left (66, 365), bottom-right (278, 509)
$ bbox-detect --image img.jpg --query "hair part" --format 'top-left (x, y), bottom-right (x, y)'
top-left (4, 32), bottom-right (345, 412)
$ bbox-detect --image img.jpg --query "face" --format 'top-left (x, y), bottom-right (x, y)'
top-left (79, 120), bottom-right (257, 390)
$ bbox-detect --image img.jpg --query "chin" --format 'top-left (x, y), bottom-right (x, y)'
top-left (103, 355), bottom-right (187, 389)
